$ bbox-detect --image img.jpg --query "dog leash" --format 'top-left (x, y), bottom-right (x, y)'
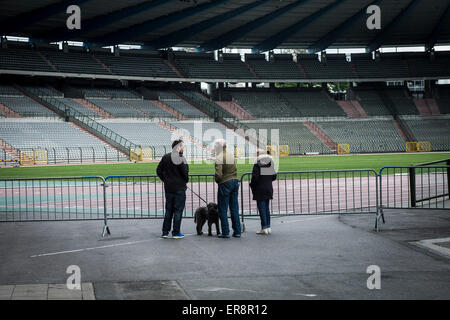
top-left (186, 185), bottom-right (209, 204)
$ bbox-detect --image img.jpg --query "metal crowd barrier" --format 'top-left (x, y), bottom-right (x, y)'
top-left (0, 176), bottom-right (108, 227)
top-left (240, 169), bottom-right (380, 231)
top-left (379, 165), bottom-right (450, 210)
top-left (103, 174), bottom-right (216, 220)
top-left (1, 164), bottom-right (448, 235)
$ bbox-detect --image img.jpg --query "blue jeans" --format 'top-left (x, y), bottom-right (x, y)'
top-left (257, 200), bottom-right (271, 229)
top-left (162, 190), bottom-right (186, 236)
top-left (217, 179), bottom-right (241, 236)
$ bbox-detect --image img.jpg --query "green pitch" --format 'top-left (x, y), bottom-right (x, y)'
top-left (0, 152), bottom-right (448, 179)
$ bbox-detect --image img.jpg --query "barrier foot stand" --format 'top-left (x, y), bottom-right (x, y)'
top-left (374, 209), bottom-right (385, 232)
top-left (102, 225), bottom-right (111, 237)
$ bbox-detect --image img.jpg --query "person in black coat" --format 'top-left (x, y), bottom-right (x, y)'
top-left (249, 149), bottom-right (277, 235)
top-left (157, 139), bottom-right (189, 239)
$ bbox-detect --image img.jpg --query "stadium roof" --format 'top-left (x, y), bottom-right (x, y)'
top-left (0, 0), bottom-right (449, 53)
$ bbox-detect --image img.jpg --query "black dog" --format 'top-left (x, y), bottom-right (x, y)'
top-left (194, 202), bottom-right (220, 236)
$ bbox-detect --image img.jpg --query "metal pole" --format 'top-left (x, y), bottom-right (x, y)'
top-left (409, 167), bottom-right (416, 208)
top-left (447, 160), bottom-right (450, 199)
top-left (102, 177), bottom-right (110, 237)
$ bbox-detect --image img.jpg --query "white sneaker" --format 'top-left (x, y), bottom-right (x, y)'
top-left (256, 229), bottom-right (268, 235)
top-left (267, 228), bottom-right (272, 234)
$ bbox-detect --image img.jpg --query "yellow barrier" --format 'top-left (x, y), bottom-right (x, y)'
top-left (130, 148), bottom-right (142, 161)
top-left (131, 147), bottom-right (154, 161)
top-left (142, 148), bottom-right (154, 161)
top-left (337, 144), bottom-right (350, 155)
top-left (406, 142), bottom-right (431, 153)
top-left (20, 150), bottom-right (48, 165)
top-left (266, 145), bottom-right (290, 157)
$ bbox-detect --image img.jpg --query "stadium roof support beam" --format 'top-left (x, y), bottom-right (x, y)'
top-left (89, 0), bottom-right (229, 47)
top-left (0, 0), bottom-right (93, 35)
top-left (366, 0), bottom-right (421, 53)
top-left (307, 0), bottom-right (383, 54)
top-left (196, 0), bottom-right (312, 53)
top-left (33, 0), bottom-right (173, 43)
top-left (425, 3), bottom-right (450, 51)
top-left (252, 0), bottom-right (349, 53)
top-left (142, 0), bottom-right (270, 50)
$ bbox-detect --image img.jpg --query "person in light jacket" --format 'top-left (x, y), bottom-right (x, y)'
top-left (214, 139), bottom-right (241, 238)
top-left (250, 149), bottom-right (277, 235)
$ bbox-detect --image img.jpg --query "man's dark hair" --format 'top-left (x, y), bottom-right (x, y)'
top-left (172, 139), bottom-right (183, 149)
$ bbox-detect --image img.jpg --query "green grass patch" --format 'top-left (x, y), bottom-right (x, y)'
top-left (0, 152), bottom-right (448, 179)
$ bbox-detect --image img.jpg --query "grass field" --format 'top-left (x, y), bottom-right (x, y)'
top-left (0, 152), bottom-right (448, 179)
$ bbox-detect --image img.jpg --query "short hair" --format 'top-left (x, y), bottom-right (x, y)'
top-left (172, 139), bottom-right (183, 149)
top-left (214, 139), bottom-right (226, 154)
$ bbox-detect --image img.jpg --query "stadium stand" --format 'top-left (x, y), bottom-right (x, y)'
top-left (174, 52), bottom-right (255, 79)
top-left (245, 54), bottom-right (305, 79)
top-left (157, 91), bottom-right (206, 118)
top-left (95, 50), bottom-right (179, 78)
top-left (316, 119), bottom-right (406, 153)
top-left (0, 86), bottom-right (56, 117)
top-left (0, 119), bottom-right (126, 162)
top-left (351, 53), bottom-right (410, 79)
top-left (350, 87), bottom-right (392, 116)
top-left (40, 46), bottom-right (109, 75)
top-left (246, 121), bottom-right (329, 154)
top-left (404, 118), bottom-right (450, 151)
top-left (86, 99), bottom-right (145, 118)
top-left (1, 44), bottom-right (450, 81)
top-left (0, 44), bottom-right (55, 73)
top-left (382, 87), bottom-right (419, 115)
top-left (436, 85), bottom-right (450, 114)
top-left (228, 89), bottom-right (345, 118)
top-left (122, 99), bottom-right (175, 119)
top-left (405, 52), bottom-right (450, 78)
top-left (99, 120), bottom-right (205, 158)
top-left (298, 54), bottom-right (355, 79)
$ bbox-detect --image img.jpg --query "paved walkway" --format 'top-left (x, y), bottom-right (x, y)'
top-left (0, 283), bottom-right (95, 300)
top-left (0, 209), bottom-right (449, 299)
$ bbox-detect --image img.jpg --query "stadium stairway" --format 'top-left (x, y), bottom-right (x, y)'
top-left (303, 121), bottom-right (337, 151)
top-left (165, 59), bottom-right (187, 78)
top-left (0, 138), bottom-right (20, 160)
top-left (336, 101), bottom-right (367, 118)
top-left (392, 119), bottom-right (411, 142)
top-left (173, 90), bottom-right (261, 147)
top-left (116, 99), bottom-right (152, 118)
top-left (67, 123), bottom-right (128, 160)
top-left (425, 99), bottom-right (441, 115)
top-left (296, 62), bottom-right (309, 79)
top-left (413, 99), bottom-right (432, 116)
top-left (0, 102), bottom-right (22, 118)
top-left (12, 85), bottom-right (59, 116)
top-left (151, 100), bottom-right (188, 120)
top-left (156, 121), bottom-right (212, 156)
top-left (73, 99), bottom-right (115, 118)
top-left (170, 90), bottom-right (211, 118)
top-left (36, 51), bottom-right (59, 72)
top-left (91, 55), bottom-right (114, 75)
top-left (215, 101), bottom-right (255, 120)
top-left (243, 61), bottom-right (259, 78)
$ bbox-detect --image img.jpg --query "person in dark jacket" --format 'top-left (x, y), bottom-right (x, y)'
top-left (157, 139), bottom-right (189, 239)
top-left (250, 149), bottom-right (277, 235)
